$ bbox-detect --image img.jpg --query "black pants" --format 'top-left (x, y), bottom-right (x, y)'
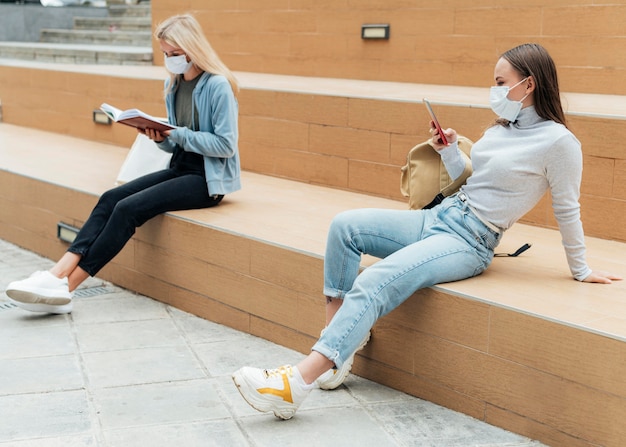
top-left (68, 169), bottom-right (222, 276)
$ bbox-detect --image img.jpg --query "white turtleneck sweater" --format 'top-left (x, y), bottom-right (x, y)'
top-left (439, 106), bottom-right (591, 281)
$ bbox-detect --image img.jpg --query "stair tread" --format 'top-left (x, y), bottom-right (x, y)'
top-left (1, 121), bottom-right (624, 343)
top-left (0, 59), bottom-right (623, 119)
top-left (75, 16), bottom-right (151, 21)
top-left (41, 29), bottom-right (152, 34)
top-left (0, 41), bottom-right (151, 52)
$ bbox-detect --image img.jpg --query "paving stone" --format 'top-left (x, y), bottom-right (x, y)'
top-left (92, 380), bottom-right (230, 429)
top-left (0, 355), bottom-right (83, 396)
top-left (102, 420), bottom-right (248, 447)
top-left (0, 391), bottom-right (92, 442)
top-left (0, 323), bottom-right (75, 360)
top-left (74, 318), bottom-right (186, 353)
top-left (82, 345), bottom-right (205, 389)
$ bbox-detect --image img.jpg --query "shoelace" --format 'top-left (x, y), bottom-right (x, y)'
top-left (257, 365), bottom-right (296, 403)
top-left (264, 365), bottom-right (293, 379)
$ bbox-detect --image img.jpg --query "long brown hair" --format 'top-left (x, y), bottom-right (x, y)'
top-left (499, 43), bottom-right (567, 128)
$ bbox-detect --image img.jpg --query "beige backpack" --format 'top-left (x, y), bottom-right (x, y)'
top-left (400, 136), bottom-right (473, 210)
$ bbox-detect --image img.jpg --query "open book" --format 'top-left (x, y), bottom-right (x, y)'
top-left (100, 103), bottom-right (176, 132)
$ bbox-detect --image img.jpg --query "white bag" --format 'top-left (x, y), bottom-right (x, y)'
top-left (115, 134), bottom-right (172, 185)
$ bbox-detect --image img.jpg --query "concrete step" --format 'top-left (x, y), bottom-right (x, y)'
top-left (107, 3), bottom-right (151, 17)
top-left (40, 28), bottom-right (152, 46)
top-left (0, 42), bottom-right (152, 64)
top-left (0, 2), bottom-right (152, 65)
top-left (74, 16), bottom-right (152, 32)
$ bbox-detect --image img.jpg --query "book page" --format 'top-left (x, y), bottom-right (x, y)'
top-left (99, 103), bottom-right (175, 132)
top-left (100, 103), bottom-right (123, 121)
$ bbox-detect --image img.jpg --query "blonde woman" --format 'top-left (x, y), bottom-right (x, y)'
top-left (6, 14), bottom-right (240, 314)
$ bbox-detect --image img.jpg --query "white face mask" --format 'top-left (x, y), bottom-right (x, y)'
top-left (164, 54), bottom-right (193, 75)
top-left (489, 77), bottom-right (529, 122)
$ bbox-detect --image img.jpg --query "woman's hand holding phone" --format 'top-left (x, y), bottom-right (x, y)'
top-left (429, 121), bottom-right (457, 151)
top-left (424, 98), bottom-right (456, 150)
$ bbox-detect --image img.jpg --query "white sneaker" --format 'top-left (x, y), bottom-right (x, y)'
top-left (316, 330), bottom-right (371, 390)
top-left (232, 365), bottom-right (313, 419)
top-left (5, 271), bottom-right (73, 314)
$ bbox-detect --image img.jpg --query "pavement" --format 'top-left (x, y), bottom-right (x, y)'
top-left (0, 238), bottom-right (547, 447)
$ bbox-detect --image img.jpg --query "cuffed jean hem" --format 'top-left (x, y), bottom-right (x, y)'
top-left (322, 288), bottom-right (346, 300)
top-left (67, 247), bottom-right (87, 257)
top-left (75, 257), bottom-right (100, 278)
top-left (311, 342), bottom-right (344, 369)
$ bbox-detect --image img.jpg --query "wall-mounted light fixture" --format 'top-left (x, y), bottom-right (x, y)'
top-left (93, 109), bottom-right (112, 125)
top-left (361, 24), bottom-right (390, 40)
top-left (57, 222), bottom-right (80, 244)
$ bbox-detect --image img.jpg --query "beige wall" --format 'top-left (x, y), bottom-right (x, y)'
top-left (1, 65), bottom-right (625, 242)
top-left (152, 0), bottom-right (626, 95)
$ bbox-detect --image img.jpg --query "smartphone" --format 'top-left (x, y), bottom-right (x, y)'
top-left (423, 98), bottom-right (448, 145)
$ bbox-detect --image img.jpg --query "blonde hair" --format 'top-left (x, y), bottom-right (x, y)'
top-left (155, 14), bottom-right (239, 97)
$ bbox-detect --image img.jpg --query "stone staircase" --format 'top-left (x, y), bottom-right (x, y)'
top-left (0, 3), bottom-right (152, 65)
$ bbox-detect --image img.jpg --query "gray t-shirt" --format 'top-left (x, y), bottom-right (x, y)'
top-left (170, 73), bottom-right (204, 173)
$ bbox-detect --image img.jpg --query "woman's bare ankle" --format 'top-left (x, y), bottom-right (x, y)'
top-left (297, 352), bottom-right (334, 384)
top-left (50, 252), bottom-right (82, 279)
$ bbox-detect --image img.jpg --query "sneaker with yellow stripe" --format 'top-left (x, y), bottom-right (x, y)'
top-left (232, 365), bottom-right (312, 420)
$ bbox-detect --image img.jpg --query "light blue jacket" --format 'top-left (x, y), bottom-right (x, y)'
top-left (156, 72), bottom-right (241, 195)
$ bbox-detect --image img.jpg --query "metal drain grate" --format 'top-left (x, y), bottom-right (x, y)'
top-left (0, 302), bottom-right (17, 311)
top-left (73, 285), bottom-right (116, 298)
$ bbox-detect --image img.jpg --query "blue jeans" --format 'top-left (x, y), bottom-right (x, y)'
top-left (312, 194), bottom-right (501, 368)
top-left (69, 169), bottom-right (222, 276)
